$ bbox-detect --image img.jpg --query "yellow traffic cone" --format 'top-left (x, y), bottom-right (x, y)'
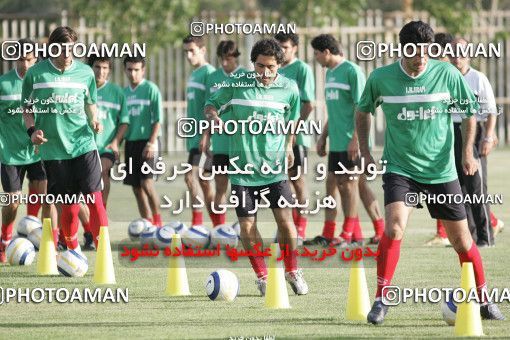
top-left (37, 218), bottom-right (58, 275)
top-left (265, 243), bottom-right (290, 309)
top-left (455, 262), bottom-right (483, 336)
top-left (346, 259), bottom-right (371, 320)
top-left (165, 234), bottom-right (190, 296)
top-left (93, 226), bottom-right (116, 284)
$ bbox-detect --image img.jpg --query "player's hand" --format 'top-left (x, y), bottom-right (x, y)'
top-left (347, 138), bottom-right (360, 162)
top-left (31, 129), bottom-right (47, 145)
top-left (360, 151), bottom-right (375, 170)
top-left (199, 132), bottom-right (211, 155)
top-left (462, 154), bottom-right (478, 176)
top-left (316, 135), bottom-right (327, 157)
top-left (105, 140), bottom-right (119, 160)
top-left (479, 135), bottom-right (497, 157)
top-left (286, 147), bottom-right (295, 169)
top-left (143, 142), bottom-right (156, 160)
top-left (90, 120), bottom-right (103, 133)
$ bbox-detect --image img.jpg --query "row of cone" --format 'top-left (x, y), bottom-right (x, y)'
top-left (37, 218), bottom-right (116, 284)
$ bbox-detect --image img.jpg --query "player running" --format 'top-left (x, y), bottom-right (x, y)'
top-left (204, 38), bottom-right (308, 296)
top-left (123, 56), bottom-right (163, 226)
top-left (274, 32), bottom-right (315, 244)
top-left (355, 21), bottom-right (504, 324)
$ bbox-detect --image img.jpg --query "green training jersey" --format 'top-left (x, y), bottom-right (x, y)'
top-left (206, 73), bottom-right (300, 186)
top-left (95, 81), bottom-right (129, 154)
top-left (325, 60), bottom-right (365, 152)
top-left (278, 58), bottom-right (315, 148)
top-left (0, 68), bottom-right (40, 165)
top-left (124, 79), bottom-right (162, 141)
top-left (21, 59), bottom-right (97, 161)
top-left (205, 66), bottom-right (248, 155)
top-left (186, 63), bottom-right (216, 151)
top-left (357, 59), bottom-right (479, 184)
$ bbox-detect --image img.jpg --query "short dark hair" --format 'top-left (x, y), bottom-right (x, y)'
top-left (399, 21), bottom-right (434, 45)
top-left (250, 38), bottom-right (284, 64)
top-left (310, 34), bottom-right (342, 55)
top-left (274, 33), bottom-right (299, 46)
top-left (88, 55), bottom-right (112, 68)
top-left (123, 56), bottom-right (145, 67)
top-left (48, 26), bottom-right (77, 45)
top-left (18, 38), bottom-right (36, 59)
top-left (216, 40), bottom-right (240, 58)
top-left (434, 33), bottom-right (454, 48)
top-left (183, 35), bottom-right (205, 48)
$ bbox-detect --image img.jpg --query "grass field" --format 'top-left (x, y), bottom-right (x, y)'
top-left (1, 148), bottom-right (509, 339)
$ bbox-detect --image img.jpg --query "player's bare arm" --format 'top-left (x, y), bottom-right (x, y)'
top-left (23, 106), bottom-right (47, 145)
top-left (200, 104), bottom-right (221, 153)
top-left (347, 130), bottom-right (360, 162)
top-left (461, 116), bottom-right (477, 176)
top-left (356, 110), bottom-right (374, 165)
top-left (105, 123), bottom-right (129, 160)
top-left (316, 120), bottom-right (328, 157)
top-left (143, 122), bottom-right (160, 159)
top-left (480, 113), bottom-right (497, 156)
top-left (86, 103), bottom-right (102, 133)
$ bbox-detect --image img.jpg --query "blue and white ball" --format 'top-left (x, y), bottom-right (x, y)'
top-left (154, 226), bottom-right (175, 249)
top-left (166, 221), bottom-right (188, 235)
top-left (17, 215), bottom-right (42, 237)
top-left (210, 224), bottom-right (238, 249)
top-left (441, 291), bottom-right (457, 326)
top-left (139, 225), bottom-right (158, 247)
top-left (27, 227), bottom-right (43, 250)
top-left (231, 221), bottom-right (241, 239)
top-left (182, 225), bottom-right (211, 249)
top-left (57, 249), bottom-right (88, 277)
top-left (6, 238), bottom-right (35, 265)
top-left (128, 218), bottom-right (152, 241)
top-left (205, 269), bottom-right (240, 301)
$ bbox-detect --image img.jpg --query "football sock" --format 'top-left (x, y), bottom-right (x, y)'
top-left (352, 217), bottom-right (363, 242)
top-left (373, 218), bottom-right (385, 237)
top-left (340, 217), bottom-right (357, 242)
top-left (61, 204), bottom-right (81, 250)
top-left (458, 241), bottom-right (488, 302)
top-left (27, 187), bottom-right (41, 217)
top-left (152, 213), bottom-right (162, 227)
top-left (248, 256), bottom-right (267, 279)
top-left (375, 233), bottom-right (401, 298)
top-left (86, 191), bottom-right (109, 248)
top-left (437, 220), bottom-right (448, 238)
top-left (1, 222), bottom-right (14, 243)
top-left (192, 210), bottom-right (203, 226)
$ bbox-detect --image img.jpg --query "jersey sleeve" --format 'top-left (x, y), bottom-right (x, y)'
top-left (150, 85), bottom-right (163, 124)
top-left (299, 64), bottom-right (315, 102)
top-left (21, 69), bottom-right (34, 107)
top-left (357, 72), bottom-right (380, 115)
top-left (118, 90), bottom-right (130, 124)
top-left (205, 79), bottom-right (235, 115)
top-left (349, 66), bottom-right (366, 105)
top-left (86, 73), bottom-right (97, 105)
top-left (450, 70), bottom-right (479, 118)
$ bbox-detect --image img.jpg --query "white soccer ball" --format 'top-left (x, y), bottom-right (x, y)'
top-left (166, 221), bottom-right (188, 235)
top-left (17, 215), bottom-right (42, 237)
top-left (231, 221), bottom-right (241, 239)
top-left (128, 218), bottom-right (152, 241)
top-left (154, 226), bottom-right (175, 249)
top-left (182, 225), bottom-right (211, 249)
top-left (441, 291), bottom-right (457, 326)
top-left (139, 225), bottom-right (158, 247)
top-left (205, 269), bottom-right (240, 301)
top-left (57, 249), bottom-right (88, 277)
top-left (210, 224), bottom-right (238, 249)
top-left (27, 227), bottom-right (43, 250)
top-left (6, 238), bottom-right (35, 265)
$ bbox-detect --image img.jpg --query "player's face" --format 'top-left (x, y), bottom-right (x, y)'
top-left (52, 42), bottom-right (74, 68)
top-left (220, 55), bottom-right (237, 74)
top-left (253, 54), bottom-right (279, 86)
top-left (184, 42), bottom-right (205, 67)
top-left (16, 52), bottom-right (36, 75)
top-left (124, 62), bottom-right (145, 85)
top-left (93, 61), bottom-right (110, 86)
top-left (313, 49), bottom-right (328, 67)
top-left (402, 44), bottom-right (428, 74)
top-left (449, 40), bottom-right (470, 72)
top-left (278, 40), bottom-right (297, 64)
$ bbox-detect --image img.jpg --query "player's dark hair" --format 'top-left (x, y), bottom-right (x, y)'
top-left (274, 33), bottom-right (299, 46)
top-left (399, 20), bottom-right (434, 45)
top-left (250, 38), bottom-right (284, 64)
top-left (434, 33), bottom-right (454, 48)
top-left (216, 40), bottom-right (240, 58)
top-left (88, 55), bottom-right (112, 68)
top-left (183, 35), bottom-right (205, 48)
top-left (48, 26), bottom-right (78, 45)
top-left (310, 34), bottom-right (342, 55)
top-left (17, 38), bottom-right (36, 59)
top-left (123, 56), bottom-right (145, 67)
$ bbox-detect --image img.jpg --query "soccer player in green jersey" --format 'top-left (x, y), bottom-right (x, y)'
top-left (123, 56), bottom-right (162, 226)
top-left (356, 21), bottom-right (504, 324)
top-left (183, 35), bottom-right (216, 227)
top-left (22, 26), bottom-right (109, 252)
top-left (199, 40), bottom-right (247, 227)
top-left (305, 34), bottom-right (385, 248)
top-left (0, 39), bottom-right (46, 262)
top-left (205, 39), bottom-right (308, 296)
top-left (274, 33), bottom-right (315, 244)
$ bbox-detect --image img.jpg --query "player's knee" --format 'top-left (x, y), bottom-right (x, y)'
top-left (184, 172), bottom-right (195, 188)
top-left (385, 221), bottom-right (405, 239)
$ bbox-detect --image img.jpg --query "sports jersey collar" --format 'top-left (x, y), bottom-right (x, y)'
top-left (14, 68), bottom-right (23, 80)
top-left (255, 74), bottom-right (280, 88)
top-left (129, 79), bottom-right (145, 92)
top-left (280, 58), bottom-right (298, 70)
top-left (398, 59), bottom-right (428, 80)
top-left (330, 59), bottom-right (345, 71)
top-left (97, 81), bottom-right (108, 91)
top-left (194, 63), bottom-right (210, 72)
top-left (222, 65), bottom-right (241, 77)
top-left (48, 58), bottom-right (75, 73)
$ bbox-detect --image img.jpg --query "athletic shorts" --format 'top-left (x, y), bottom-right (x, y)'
top-left (44, 150), bottom-right (102, 196)
top-left (328, 151), bottom-right (360, 173)
top-left (212, 153), bottom-right (229, 168)
top-left (187, 148), bottom-right (212, 172)
top-left (0, 161), bottom-right (46, 193)
top-left (123, 139), bottom-right (160, 187)
top-left (231, 180), bottom-right (295, 217)
top-left (382, 172), bottom-right (467, 221)
top-left (100, 152), bottom-right (116, 164)
top-left (289, 145), bottom-right (307, 172)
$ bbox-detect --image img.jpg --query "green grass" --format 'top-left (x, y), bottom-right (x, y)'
top-left (1, 149), bottom-right (509, 339)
